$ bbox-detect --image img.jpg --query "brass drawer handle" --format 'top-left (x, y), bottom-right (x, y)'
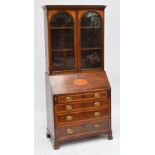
top-left (66, 115), bottom-right (73, 121)
top-left (94, 124), bottom-right (101, 129)
top-left (66, 96), bottom-right (72, 102)
top-left (66, 105), bottom-right (72, 110)
top-left (94, 93), bottom-right (100, 98)
top-left (94, 102), bottom-right (101, 107)
top-left (67, 128), bottom-right (74, 134)
top-left (94, 112), bottom-right (101, 117)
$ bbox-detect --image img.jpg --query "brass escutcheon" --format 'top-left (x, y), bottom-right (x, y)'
top-left (94, 102), bottom-right (101, 107)
top-left (67, 128), bottom-right (74, 134)
top-left (66, 96), bottom-right (72, 102)
top-left (66, 115), bottom-right (73, 121)
top-left (94, 93), bottom-right (100, 98)
top-left (94, 112), bottom-right (101, 117)
top-left (94, 124), bottom-right (101, 128)
top-left (66, 105), bottom-right (72, 110)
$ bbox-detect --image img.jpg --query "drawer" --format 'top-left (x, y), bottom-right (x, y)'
top-left (56, 119), bottom-right (110, 140)
top-left (57, 91), bottom-right (107, 103)
top-left (55, 99), bottom-right (109, 113)
top-left (56, 108), bottom-right (109, 125)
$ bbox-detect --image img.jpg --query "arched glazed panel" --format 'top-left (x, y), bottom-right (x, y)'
top-left (80, 11), bottom-right (103, 69)
top-left (80, 11), bottom-right (102, 27)
top-left (50, 12), bottom-right (75, 72)
top-left (51, 12), bottom-right (74, 27)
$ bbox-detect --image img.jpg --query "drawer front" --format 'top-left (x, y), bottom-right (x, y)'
top-left (56, 119), bottom-right (110, 140)
top-left (56, 108), bottom-right (109, 125)
top-left (55, 99), bottom-right (109, 113)
top-left (57, 91), bottom-right (107, 103)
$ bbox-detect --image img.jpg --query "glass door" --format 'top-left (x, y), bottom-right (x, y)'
top-left (79, 11), bottom-right (103, 70)
top-left (50, 11), bottom-right (76, 72)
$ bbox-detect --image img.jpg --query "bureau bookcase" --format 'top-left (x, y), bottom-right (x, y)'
top-left (43, 5), bottom-right (113, 149)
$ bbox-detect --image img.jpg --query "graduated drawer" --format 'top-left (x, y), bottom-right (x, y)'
top-left (55, 99), bottom-right (109, 113)
top-left (57, 91), bottom-right (107, 103)
top-left (56, 119), bottom-right (110, 140)
top-left (55, 108), bottom-right (109, 125)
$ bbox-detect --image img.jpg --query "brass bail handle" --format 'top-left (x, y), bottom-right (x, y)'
top-left (66, 105), bottom-right (73, 110)
top-left (94, 112), bottom-right (101, 117)
top-left (94, 124), bottom-right (101, 128)
top-left (94, 93), bottom-right (101, 98)
top-left (94, 102), bottom-right (101, 107)
top-left (66, 115), bottom-right (73, 121)
top-left (66, 96), bottom-right (72, 102)
top-left (67, 128), bottom-right (74, 134)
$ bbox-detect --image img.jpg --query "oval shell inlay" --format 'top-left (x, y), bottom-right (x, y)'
top-left (73, 79), bottom-right (88, 86)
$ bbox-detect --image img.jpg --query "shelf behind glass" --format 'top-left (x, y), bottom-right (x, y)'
top-left (51, 27), bottom-right (74, 29)
top-left (52, 51), bottom-right (75, 71)
top-left (52, 48), bottom-right (74, 52)
top-left (81, 47), bottom-right (101, 51)
top-left (80, 26), bottom-right (101, 29)
top-left (80, 49), bottom-right (102, 69)
top-left (80, 28), bottom-right (101, 48)
top-left (51, 29), bottom-right (74, 50)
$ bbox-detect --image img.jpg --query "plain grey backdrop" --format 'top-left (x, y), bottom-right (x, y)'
top-left (34, 0), bottom-right (120, 154)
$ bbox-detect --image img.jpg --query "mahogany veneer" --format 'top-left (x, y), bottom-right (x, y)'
top-left (43, 5), bottom-right (113, 149)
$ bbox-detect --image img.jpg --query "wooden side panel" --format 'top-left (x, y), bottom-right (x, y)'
top-left (43, 9), bottom-right (49, 73)
top-left (45, 73), bottom-right (55, 137)
top-left (108, 89), bottom-right (112, 131)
